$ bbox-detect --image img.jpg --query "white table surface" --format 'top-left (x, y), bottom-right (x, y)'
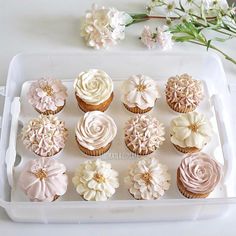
top-left (0, 0), bottom-right (236, 235)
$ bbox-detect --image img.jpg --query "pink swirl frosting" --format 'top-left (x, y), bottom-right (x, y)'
top-left (166, 74), bottom-right (203, 110)
top-left (179, 153), bottom-right (222, 194)
top-left (27, 78), bottom-right (68, 112)
top-left (125, 114), bottom-right (165, 154)
top-left (19, 158), bottom-right (68, 202)
top-left (22, 115), bottom-right (68, 157)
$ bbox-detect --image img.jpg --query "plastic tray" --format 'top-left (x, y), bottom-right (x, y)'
top-left (0, 52), bottom-right (236, 223)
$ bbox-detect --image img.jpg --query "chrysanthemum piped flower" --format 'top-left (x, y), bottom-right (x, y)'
top-left (140, 25), bottom-right (173, 50)
top-left (80, 4), bottom-right (132, 49)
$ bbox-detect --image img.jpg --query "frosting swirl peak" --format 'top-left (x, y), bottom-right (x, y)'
top-left (74, 69), bottom-right (113, 105)
top-left (75, 111), bottom-right (117, 150)
top-left (179, 153), bottom-right (222, 195)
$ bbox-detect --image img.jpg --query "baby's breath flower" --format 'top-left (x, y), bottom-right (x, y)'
top-left (166, 1), bottom-right (176, 13)
top-left (180, 14), bottom-right (191, 23)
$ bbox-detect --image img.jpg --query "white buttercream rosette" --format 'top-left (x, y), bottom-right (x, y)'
top-left (121, 74), bottom-right (160, 110)
top-left (75, 111), bottom-right (117, 150)
top-left (125, 157), bottom-right (171, 200)
top-left (72, 159), bottom-right (119, 201)
top-left (74, 69), bottom-right (113, 105)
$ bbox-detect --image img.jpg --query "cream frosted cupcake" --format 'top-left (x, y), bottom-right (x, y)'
top-left (27, 78), bottom-right (68, 115)
top-left (74, 69), bottom-right (114, 112)
top-left (19, 157), bottom-right (68, 202)
top-left (121, 74), bottom-right (160, 114)
top-left (124, 157), bottom-right (171, 200)
top-left (124, 114), bottom-right (165, 155)
top-left (22, 115), bottom-right (68, 157)
top-left (177, 152), bottom-right (222, 198)
top-left (165, 74), bottom-right (204, 113)
top-left (170, 112), bottom-right (213, 153)
top-left (75, 111), bottom-right (117, 156)
top-left (72, 159), bottom-right (119, 201)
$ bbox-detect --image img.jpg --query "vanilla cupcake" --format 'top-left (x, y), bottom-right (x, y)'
top-left (27, 78), bottom-right (68, 115)
top-left (19, 157), bottom-right (68, 202)
top-left (177, 152), bottom-right (222, 198)
top-left (124, 157), bottom-right (171, 200)
top-left (72, 159), bottom-right (119, 201)
top-left (75, 111), bottom-right (117, 156)
top-left (124, 114), bottom-right (165, 155)
top-left (165, 74), bottom-right (203, 113)
top-left (22, 115), bottom-right (68, 157)
top-left (74, 69), bottom-right (113, 112)
top-left (170, 112), bottom-right (213, 153)
top-left (121, 74), bottom-right (160, 113)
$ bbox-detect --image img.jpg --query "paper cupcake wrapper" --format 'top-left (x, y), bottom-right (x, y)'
top-left (125, 139), bottom-right (154, 156)
top-left (173, 143), bottom-right (200, 154)
top-left (75, 92), bottom-right (113, 112)
top-left (166, 98), bottom-right (197, 113)
top-left (35, 103), bottom-right (65, 115)
top-left (123, 103), bottom-right (153, 114)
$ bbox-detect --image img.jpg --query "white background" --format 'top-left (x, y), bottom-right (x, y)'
top-left (0, 0), bottom-right (236, 235)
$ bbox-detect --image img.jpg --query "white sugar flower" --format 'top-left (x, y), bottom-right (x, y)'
top-left (80, 4), bottom-right (132, 49)
top-left (140, 25), bottom-right (173, 51)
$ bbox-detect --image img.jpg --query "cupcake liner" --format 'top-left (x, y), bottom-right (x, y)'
top-left (177, 168), bottom-right (210, 199)
top-left (173, 143), bottom-right (200, 154)
top-left (76, 138), bottom-right (112, 156)
top-left (125, 139), bottom-right (154, 156)
top-left (33, 148), bottom-right (63, 158)
top-left (166, 98), bottom-right (197, 113)
top-left (75, 92), bottom-right (113, 112)
top-left (35, 103), bottom-right (65, 115)
top-left (123, 103), bottom-right (152, 114)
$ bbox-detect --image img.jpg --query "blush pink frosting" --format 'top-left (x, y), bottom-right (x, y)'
top-left (22, 115), bottom-right (68, 157)
top-left (27, 78), bottom-right (68, 113)
top-left (19, 158), bottom-right (68, 202)
top-left (179, 152), bottom-right (222, 195)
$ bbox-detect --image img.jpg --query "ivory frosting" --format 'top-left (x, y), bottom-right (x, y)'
top-left (74, 69), bottom-right (113, 105)
top-left (19, 157), bottom-right (68, 202)
top-left (170, 112), bottom-right (213, 149)
top-left (75, 111), bottom-right (117, 150)
top-left (179, 152), bottom-right (222, 194)
top-left (124, 157), bottom-right (171, 200)
top-left (72, 159), bottom-right (119, 201)
top-left (121, 74), bottom-right (160, 109)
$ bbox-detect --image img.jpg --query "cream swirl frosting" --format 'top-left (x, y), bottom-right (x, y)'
top-left (121, 74), bottom-right (160, 109)
top-left (125, 114), bottom-right (165, 154)
top-left (124, 157), bottom-right (171, 200)
top-left (75, 111), bottom-right (117, 150)
top-left (19, 158), bottom-right (68, 202)
top-left (170, 112), bottom-right (213, 149)
top-left (166, 74), bottom-right (203, 110)
top-left (72, 159), bottom-right (119, 201)
top-left (179, 153), bottom-right (222, 194)
top-left (74, 69), bottom-right (113, 105)
top-left (22, 115), bottom-right (68, 157)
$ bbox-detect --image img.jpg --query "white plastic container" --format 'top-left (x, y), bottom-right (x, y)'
top-left (0, 52), bottom-right (236, 223)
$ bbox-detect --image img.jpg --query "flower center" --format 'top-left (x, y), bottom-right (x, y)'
top-left (188, 123), bottom-right (198, 132)
top-left (43, 85), bottom-right (53, 96)
top-left (34, 169), bottom-right (47, 180)
top-left (93, 173), bottom-right (105, 183)
top-left (142, 172), bottom-right (152, 184)
top-left (136, 84), bottom-right (146, 92)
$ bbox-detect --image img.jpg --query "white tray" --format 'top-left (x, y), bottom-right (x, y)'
top-left (0, 52), bottom-right (236, 223)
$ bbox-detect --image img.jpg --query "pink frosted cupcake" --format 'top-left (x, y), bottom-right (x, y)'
top-left (19, 157), bottom-right (68, 202)
top-left (22, 115), bottom-right (68, 157)
top-left (27, 78), bottom-right (68, 115)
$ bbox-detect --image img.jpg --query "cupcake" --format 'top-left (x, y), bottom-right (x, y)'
top-left (124, 114), bottom-right (165, 155)
top-left (75, 111), bottom-right (117, 156)
top-left (170, 112), bottom-right (213, 153)
top-left (19, 157), bottom-right (68, 202)
top-left (177, 152), bottom-right (222, 198)
top-left (165, 74), bottom-right (203, 113)
top-left (22, 115), bottom-right (68, 157)
top-left (124, 157), bottom-right (171, 200)
top-left (74, 69), bottom-right (113, 112)
top-left (27, 78), bottom-right (68, 115)
top-left (121, 74), bottom-right (160, 113)
top-left (72, 159), bottom-right (119, 201)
